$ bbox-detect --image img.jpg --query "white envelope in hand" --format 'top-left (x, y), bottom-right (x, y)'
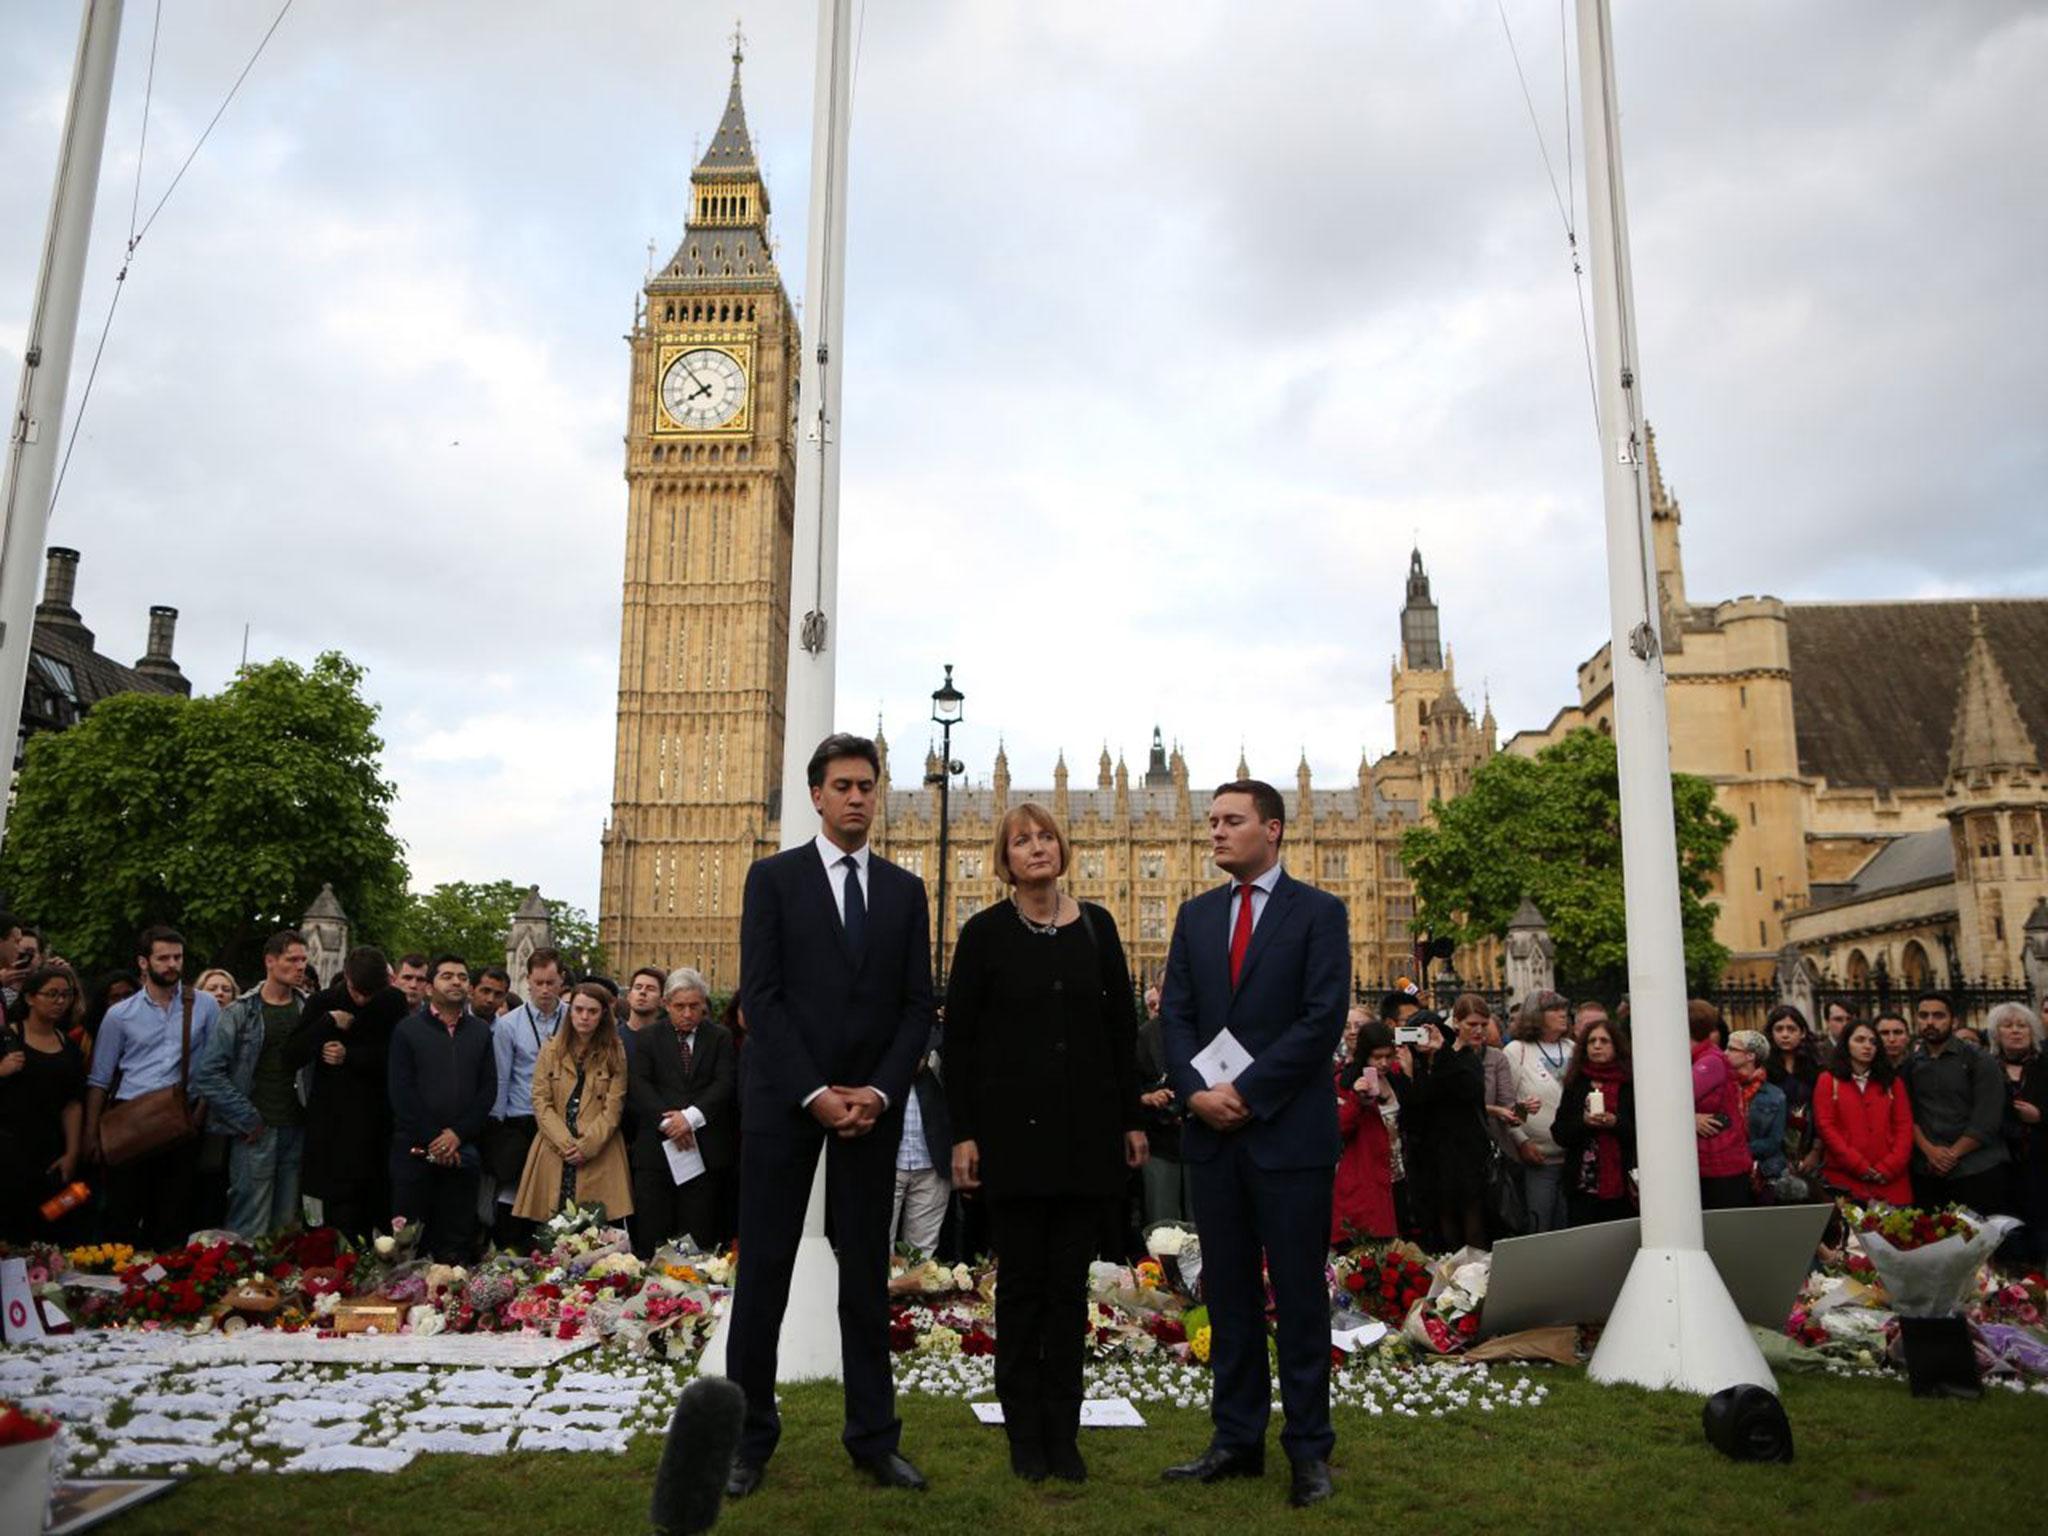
top-left (1190, 1028), bottom-right (1252, 1088)
top-left (663, 1137), bottom-right (706, 1186)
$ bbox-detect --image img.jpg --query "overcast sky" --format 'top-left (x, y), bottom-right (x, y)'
top-left (3, 1), bottom-right (2042, 917)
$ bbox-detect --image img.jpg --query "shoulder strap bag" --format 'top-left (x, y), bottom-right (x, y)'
top-left (99, 986), bottom-right (207, 1167)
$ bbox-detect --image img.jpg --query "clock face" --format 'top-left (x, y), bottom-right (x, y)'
top-left (660, 348), bottom-right (748, 430)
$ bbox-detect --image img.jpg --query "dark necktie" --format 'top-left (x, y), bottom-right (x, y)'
top-left (1229, 884), bottom-right (1255, 988)
top-left (677, 1029), bottom-right (693, 1079)
top-left (840, 854), bottom-right (866, 949)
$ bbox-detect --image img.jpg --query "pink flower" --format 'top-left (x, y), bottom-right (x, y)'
top-left (390, 1217), bottom-right (409, 1232)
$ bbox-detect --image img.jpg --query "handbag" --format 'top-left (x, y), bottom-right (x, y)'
top-left (1483, 1116), bottom-right (1530, 1234)
top-left (99, 986), bottom-right (207, 1167)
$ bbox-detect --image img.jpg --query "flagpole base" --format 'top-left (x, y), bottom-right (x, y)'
top-left (1587, 1245), bottom-right (1775, 1395)
top-left (698, 1144), bottom-right (842, 1383)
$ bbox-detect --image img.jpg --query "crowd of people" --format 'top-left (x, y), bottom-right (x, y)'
top-left (2, 920), bottom-right (2043, 1274)
top-left (1309, 979), bottom-right (2047, 1265)
top-left (0, 915), bottom-right (745, 1266)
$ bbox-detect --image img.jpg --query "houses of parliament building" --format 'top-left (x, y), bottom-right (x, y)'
top-left (600, 54), bottom-right (2048, 1002)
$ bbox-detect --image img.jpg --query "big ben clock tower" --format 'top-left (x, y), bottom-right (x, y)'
top-left (599, 41), bottom-right (797, 988)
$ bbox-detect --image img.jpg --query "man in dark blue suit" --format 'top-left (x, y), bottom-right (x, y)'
top-left (726, 733), bottom-right (935, 1498)
top-left (1160, 779), bottom-right (1350, 1508)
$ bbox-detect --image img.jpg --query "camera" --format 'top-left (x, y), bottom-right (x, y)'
top-left (1393, 1025), bottom-right (1431, 1046)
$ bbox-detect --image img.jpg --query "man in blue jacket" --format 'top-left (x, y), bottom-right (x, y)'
top-left (1161, 780), bottom-right (1350, 1508)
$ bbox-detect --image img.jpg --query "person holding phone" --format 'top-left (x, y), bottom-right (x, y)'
top-left (1331, 1019), bottom-right (1405, 1243)
top-left (1688, 1000), bottom-right (1753, 1209)
top-left (1409, 1004), bottom-right (1501, 1251)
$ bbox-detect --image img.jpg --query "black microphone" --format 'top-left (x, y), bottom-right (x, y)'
top-left (651, 1375), bottom-right (748, 1534)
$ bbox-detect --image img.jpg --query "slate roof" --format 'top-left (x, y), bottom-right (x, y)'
top-left (21, 605), bottom-right (188, 763)
top-left (696, 52), bottom-right (758, 173)
top-left (1804, 827), bottom-right (1956, 914)
top-left (1785, 599), bottom-right (2048, 790)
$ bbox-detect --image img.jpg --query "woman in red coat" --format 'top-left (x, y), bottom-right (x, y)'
top-left (1331, 1021), bottom-right (1404, 1243)
top-left (1812, 1018), bottom-right (1913, 1204)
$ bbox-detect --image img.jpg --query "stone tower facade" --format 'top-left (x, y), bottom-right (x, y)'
top-left (1384, 551), bottom-right (1493, 811)
top-left (1945, 608), bottom-right (2047, 979)
top-left (598, 45), bottom-right (800, 986)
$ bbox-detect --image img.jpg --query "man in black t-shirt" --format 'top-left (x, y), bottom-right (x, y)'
top-left (190, 930), bottom-right (311, 1237)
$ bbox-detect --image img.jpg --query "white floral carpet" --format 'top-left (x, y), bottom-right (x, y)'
top-left (2, 1331), bottom-right (1552, 1482)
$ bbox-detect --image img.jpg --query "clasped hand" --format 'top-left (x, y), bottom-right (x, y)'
top-left (810, 1085), bottom-right (884, 1138)
top-left (1188, 1082), bottom-right (1250, 1132)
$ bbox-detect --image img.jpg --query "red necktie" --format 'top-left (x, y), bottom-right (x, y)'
top-left (1229, 884), bottom-right (1255, 988)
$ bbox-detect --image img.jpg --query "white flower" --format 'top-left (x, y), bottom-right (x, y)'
top-left (1144, 1227), bottom-right (1188, 1258)
top-left (374, 1235), bottom-right (396, 1257)
top-left (407, 1305), bottom-right (446, 1338)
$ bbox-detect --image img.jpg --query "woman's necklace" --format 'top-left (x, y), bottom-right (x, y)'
top-left (1537, 1037), bottom-right (1569, 1075)
top-left (1011, 886), bottom-right (1063, 936)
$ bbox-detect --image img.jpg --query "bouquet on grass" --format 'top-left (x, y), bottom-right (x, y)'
top-left (614, 1273), bottom-right (714, 1359)
top-left (1332, 1241), bottom-right (1433, 1326)
top-left (1402, 1248), bottom-right (1490, 1354)
top-left (1849, 1203), bottom-right (2019, 1318)
top-left (1143, 1223), bottom-right (1202, 1298)
top-left (540, 1201), bottom-right (631, 1283)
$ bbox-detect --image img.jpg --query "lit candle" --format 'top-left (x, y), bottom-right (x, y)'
top-left (1586, 1086), bottom-right (1606, 1119)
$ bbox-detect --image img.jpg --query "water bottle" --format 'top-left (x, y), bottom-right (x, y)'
top-left (40, 1181), bottom-right (90, 1223)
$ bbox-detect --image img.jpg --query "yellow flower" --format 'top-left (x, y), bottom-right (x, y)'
top-left (1190, 1325), bottom-right (1213, 1364)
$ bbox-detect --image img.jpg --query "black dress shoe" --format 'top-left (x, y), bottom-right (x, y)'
top-left (1289, 1459), bottom-right (1335, 1508)
top-left (856, 1451), bottom-right (929, 1491)
top-left (1046, 1441), bottom-right (1087, 1484)
top-left (1162, 1445), bottom-right (1264, 1483)
top-left (725, 1460), bottom-right (764, 1499)
top-left (1008, 1440), bottom-right (1048, 1481)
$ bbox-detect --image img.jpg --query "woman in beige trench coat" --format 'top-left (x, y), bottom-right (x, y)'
top-left (513, 982), bottom-right (635, 1225)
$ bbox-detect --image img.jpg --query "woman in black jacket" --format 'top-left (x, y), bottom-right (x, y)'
top-left (1551, 1018), bottom-right (1637, 1227)
top-left (947, 803), bottom-right (1146, 1485)
top-left (1406, 1009), bottom-right (1496, 1252)
top-left (286, 946), bottom-right (409, 1239)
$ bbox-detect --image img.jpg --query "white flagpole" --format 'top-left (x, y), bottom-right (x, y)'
top-left (1574, 0), bottom-right (1772, 1394)
top-left (0, 0), bottom-right (124, 837)
top-left (701, 0), bottom-right (857, 1385)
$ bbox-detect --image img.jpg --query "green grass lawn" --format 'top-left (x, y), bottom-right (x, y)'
top-left (112, 1371), bottom-right (2040, 1536)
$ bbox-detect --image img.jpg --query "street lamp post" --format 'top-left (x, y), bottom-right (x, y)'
top-left (927, 664), bottom-right (965, 988)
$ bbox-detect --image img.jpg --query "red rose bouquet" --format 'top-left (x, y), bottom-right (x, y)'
top-left (1332, 1244), bottom-right (1432, 1325)
top-left (0, 1403), bottom-right (58, 1448)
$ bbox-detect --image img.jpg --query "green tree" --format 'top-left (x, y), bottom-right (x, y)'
top-left (393, 879), bottom-right (608, 979)
top-left (0, 652), bottom-right (409, 978)
top-left (1399, 728), bottom-right (1736, 996)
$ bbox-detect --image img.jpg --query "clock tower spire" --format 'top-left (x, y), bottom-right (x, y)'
top-left (600, 47), bottom-right (800, 989)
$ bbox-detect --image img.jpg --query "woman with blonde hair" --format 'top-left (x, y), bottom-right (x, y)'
top-left (513, 981), bottom-right (634, 1228)
top-left (195, 968), bottom-right (239, 1011)
top-left (947, 801), bottom-right (1145, 1484)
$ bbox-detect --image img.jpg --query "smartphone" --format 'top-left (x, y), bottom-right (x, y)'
top-left (1394, 1025), bottom-right (1430, 1047)
top-left (1357, 1066), bottom-right (1379, 1097)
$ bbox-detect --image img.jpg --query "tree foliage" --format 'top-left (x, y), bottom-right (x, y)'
top-left (1399, 728), bottom-right (1737, 995)
top-left (392, 879), bottom-right (608, 979)
top-left (0, 653), bottom-right (409, 978)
